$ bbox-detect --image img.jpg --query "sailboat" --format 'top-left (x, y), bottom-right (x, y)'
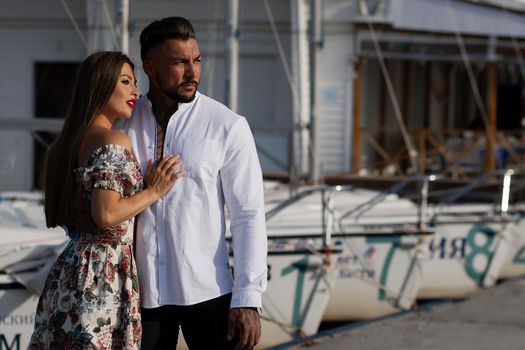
top-left (236, 185), bottom-right (344, 347)
top-left (0, 192), bottom-right (67, 348)
top-left (2, 1), bottom-right (525, 348)
top-left (263, 179), bottom-right (430, 322)
top-left (0, 186), bottom-right (345, 349)
top-left (417, 170), bottom-right (525, 298)
top-left (261, 170), bottom-right (525, 325)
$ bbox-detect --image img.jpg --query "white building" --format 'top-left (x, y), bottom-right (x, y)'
top-left (1, 0), bottom-right (525, 191)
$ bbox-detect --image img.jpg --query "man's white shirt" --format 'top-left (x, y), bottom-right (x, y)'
top-left (117, 92), bottom-right (267, 308)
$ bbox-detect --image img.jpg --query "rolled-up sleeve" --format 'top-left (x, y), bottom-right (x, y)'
top-left (220, 117), bottom-right (268, 308)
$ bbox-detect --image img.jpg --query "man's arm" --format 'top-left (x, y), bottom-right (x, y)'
top-left (220, 117), bottom-right (267, 349)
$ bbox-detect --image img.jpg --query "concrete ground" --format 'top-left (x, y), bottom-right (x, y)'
top-left (269, 276), bottom-right (525, 350)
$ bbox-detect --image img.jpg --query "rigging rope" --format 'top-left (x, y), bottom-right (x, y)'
top-left (262, 0), bottom-right (300, 112)
top-left (60, 0), bottom-right (88, 51)
top-left (500, 4), bottom-right (525, 80)
top-left (202, 0), bottom-right (222, 97)
top-left (445, 0), bottom-right (525, 172)
top-left (101, 0), bottom-right (120, 50)
top-left (262, 0), bottom-right (311, 185)
top-left (444, 0), bottom-right (495, 147)
top-left (358, 0), bottom-right (419, 173)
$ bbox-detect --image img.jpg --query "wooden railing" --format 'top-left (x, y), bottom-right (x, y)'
top-left (356, 127), bottom-right (525, 178)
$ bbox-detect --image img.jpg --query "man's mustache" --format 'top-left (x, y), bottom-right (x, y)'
top-left (180, 80), bottom-right (198, 86)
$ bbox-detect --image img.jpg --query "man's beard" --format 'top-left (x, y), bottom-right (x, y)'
top-left (168, 91), bottom-right (196, 103)
top-left (167, 81), bottom-right (199, 103)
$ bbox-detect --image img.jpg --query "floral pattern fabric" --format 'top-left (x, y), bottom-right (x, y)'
top-left (29, 144), bottom-right (144, 350)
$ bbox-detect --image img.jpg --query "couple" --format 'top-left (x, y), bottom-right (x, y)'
top-left (29, 16), bottom-right (267, 350)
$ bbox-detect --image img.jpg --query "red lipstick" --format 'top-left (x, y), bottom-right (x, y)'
top-left (127, 98), bottom-right (136, 109)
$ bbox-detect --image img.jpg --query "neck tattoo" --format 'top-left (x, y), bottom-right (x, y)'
top-left (149, 94), bottom-right (178, 128)
top-left (148, 91), bottom-right (178, 160)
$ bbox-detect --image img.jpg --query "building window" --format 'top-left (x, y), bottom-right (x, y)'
top-left (34, 62), bottom-right (79, 189)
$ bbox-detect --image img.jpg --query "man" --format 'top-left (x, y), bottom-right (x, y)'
top-left (119, 17), bottom-right (267, 350)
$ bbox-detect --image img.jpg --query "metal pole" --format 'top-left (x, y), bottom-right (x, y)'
top-left (501, 169), bottom-right (514, 214)
top-left (119, 0), bottom-right (129, 54)
top-left (321, 188), bottom-right (334, 247)
top-left (351, 59), bottom-right (362, 173)
top-left (291, 0), bottom-right (311, 179)
top-left (419, 177), bottom-right (430, 230)
top-left (226, 0), bottom-right (239, 112)
top-left (309, 0), bottom-right (322, 183)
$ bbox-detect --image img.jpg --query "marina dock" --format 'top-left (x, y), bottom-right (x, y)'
top-left (270, 276), bottom-right (525, 350)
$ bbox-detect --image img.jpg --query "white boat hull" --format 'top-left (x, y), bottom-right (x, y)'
top-left (418, 218), bottom-right (514, 298)
top-left (499, 218), bottom-right (525, 279)
top-left (266, 187), bottom-right (426, 322)
top-left (0, 279), bottom-right (39, 349)
top-left (257, 251), bottom-right (338, 348)
top-left (323, 235), bottom-right (423, 321)
top-left (0, 250), bottom-right (339, 350)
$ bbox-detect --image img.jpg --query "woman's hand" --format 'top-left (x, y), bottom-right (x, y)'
top-left (91, 153), bottom-right (184, 229)
top-left (145, 154), bottom-right (185, 198)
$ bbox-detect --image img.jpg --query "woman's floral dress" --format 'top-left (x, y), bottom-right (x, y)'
top-left (30, 144), bottom-right (144, 350)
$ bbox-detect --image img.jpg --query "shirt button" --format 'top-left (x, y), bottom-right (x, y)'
top-left (160, 260), bottom-right (165, 266)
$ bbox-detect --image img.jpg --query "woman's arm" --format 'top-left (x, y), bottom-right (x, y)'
top-left (90, 134), bottom-right (184, 228)
top-left (91, 156), bottom-right (183, 228)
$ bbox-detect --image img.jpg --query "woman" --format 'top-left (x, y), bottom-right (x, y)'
top-left (29, 51), bottom-right (183, 349)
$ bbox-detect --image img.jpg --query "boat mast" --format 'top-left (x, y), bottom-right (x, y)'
top-left (226, 0), bottom-right (240, 112)
top-left (291, 0), bottom-right (312, 181)
top-left (309, 0), bottom-right (322, 183)
top-left (119, 0), bottom-right (129, 54)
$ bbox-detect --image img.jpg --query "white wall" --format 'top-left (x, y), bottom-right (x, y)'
top-left (315, 0), bottom-right (358, 174)
top-left (316, 31), bottom-right (354, 173)
top-left (0, 0), bottom-right (295, 190)
top-left (0, 0), bottom-right (87, 191)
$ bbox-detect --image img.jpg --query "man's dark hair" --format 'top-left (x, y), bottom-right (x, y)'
top-left (140, 17), bottom-right (196, 61)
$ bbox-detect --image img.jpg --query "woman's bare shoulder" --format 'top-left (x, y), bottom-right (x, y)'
top-left (79, 129), bottom-right (132, 166)
top-left (101, 130), bottom-right (132, 151)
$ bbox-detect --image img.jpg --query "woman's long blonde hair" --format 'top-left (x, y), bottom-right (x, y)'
top-left (44, 51), bottom-right (134, 228)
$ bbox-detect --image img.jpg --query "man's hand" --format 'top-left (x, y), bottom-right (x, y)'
top-left (227, 307), bottom-right (261, 350)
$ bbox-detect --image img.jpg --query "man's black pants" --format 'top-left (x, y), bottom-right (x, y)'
top-left (141, 293), bottom-right (236, 350)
